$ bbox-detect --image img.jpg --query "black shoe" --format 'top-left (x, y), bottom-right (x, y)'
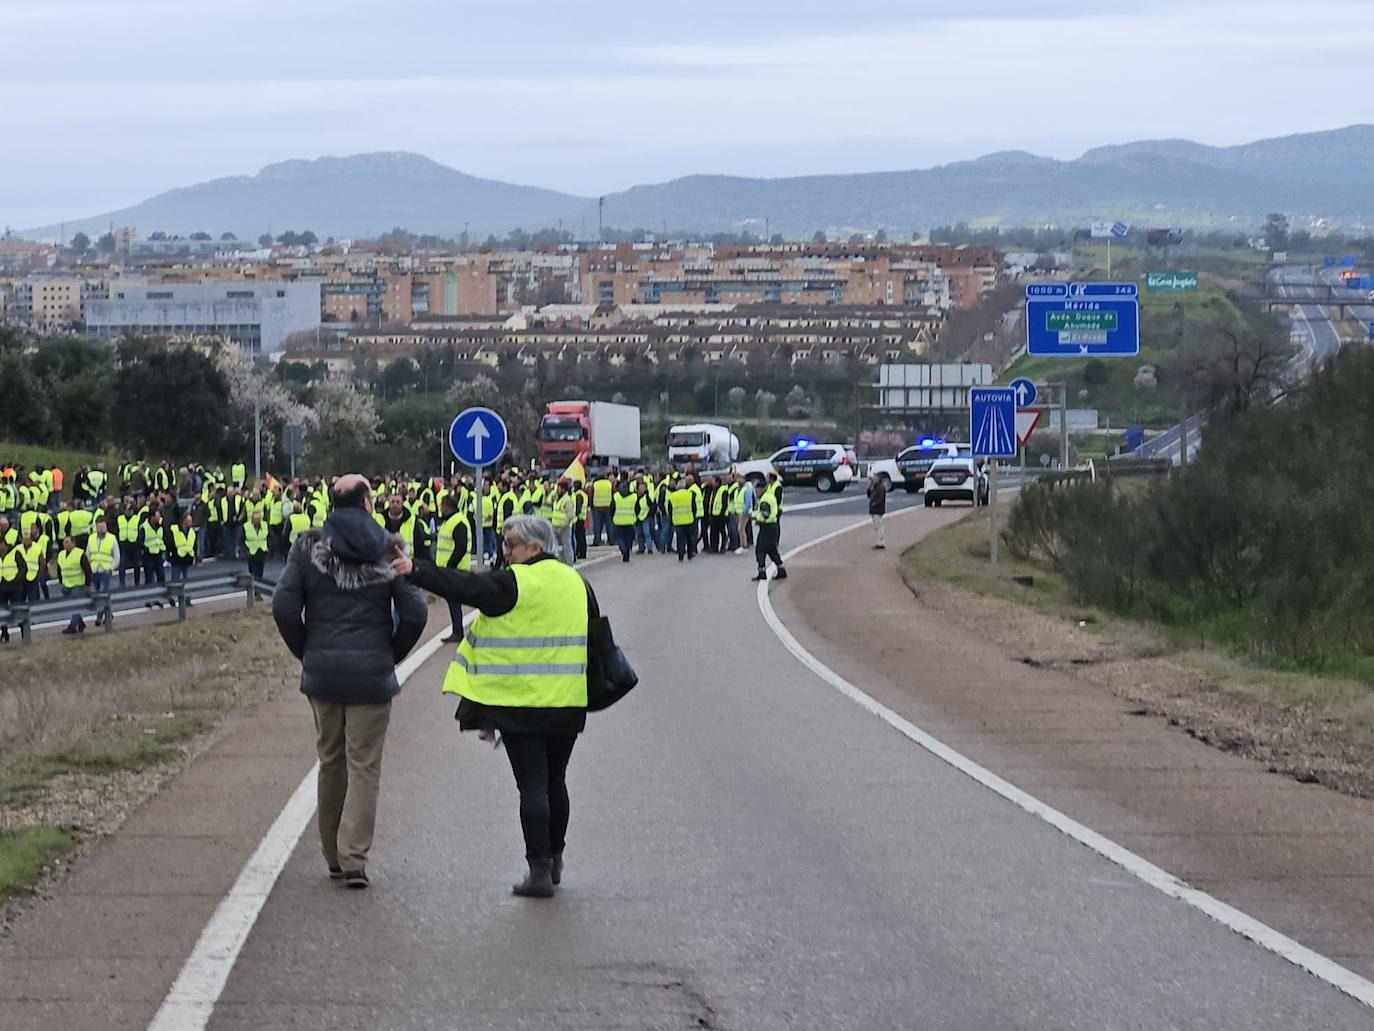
top-left (0, 629), bottom-right (9, 644)
top-left (342, 869), bottom-right (369, 889)
top-left (328, 865), bottom-right (344, 881)
top-left (621, 554), bottom-right (629, 563)
top-left (512, 860), bottom-right (555, 898)
top-left (144, 601), bottom-right (154, 609)
top-left (62, 626), bottom-right (76, 635)
top-left (751, 572), bottom-right (767, 582)
top-left (551, 853), bottom-right (564, 886)
top-left (678, 555), bottom-right (684, 562)
top-left (77, 623), bottom-right (86, 633)
top-left (774, 569), bottom-right (788, 580)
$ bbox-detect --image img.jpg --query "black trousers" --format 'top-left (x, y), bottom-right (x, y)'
top-left (674, 524), bottom-right (696, 560)
top-left (503, 733), bottom-right (578, 862)
top-left (755, 522), bottom-right (783, 572)
top-left (247, 554), bottom-right (266, 581)
top-left (574, 521), bottom-right (587, 560)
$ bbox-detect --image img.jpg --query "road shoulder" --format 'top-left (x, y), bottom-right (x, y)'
top-left (770, 507), bottom-right (1374, 981)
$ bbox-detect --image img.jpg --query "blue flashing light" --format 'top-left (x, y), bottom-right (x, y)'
top-left (918, 436), bottom-right (944, 447)
top-left (794, 437), bottom-right (813, 450)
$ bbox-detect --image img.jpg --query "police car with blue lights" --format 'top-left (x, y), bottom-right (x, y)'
top-left (867, 438), bottom-right (966, 493)
top-left (734, 439), bottom-right (857, 493)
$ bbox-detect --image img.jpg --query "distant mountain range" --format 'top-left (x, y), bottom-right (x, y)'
top-left (26, 125), bottom-right (1374, 241)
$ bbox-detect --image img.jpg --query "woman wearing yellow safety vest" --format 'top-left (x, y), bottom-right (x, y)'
top-left (394, 514), bottom-right (598, 899)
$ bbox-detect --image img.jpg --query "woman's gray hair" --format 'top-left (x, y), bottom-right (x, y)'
top-left (501, 514), bottom-right (557, 554)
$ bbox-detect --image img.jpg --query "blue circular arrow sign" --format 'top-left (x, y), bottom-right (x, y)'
top-left (449, 407), bottom-right (508, 468)
top-left (1009, 378), bottom-right (1037, 408)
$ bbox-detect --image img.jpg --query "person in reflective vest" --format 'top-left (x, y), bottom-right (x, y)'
top-left (86, 516), bottom-right (119, 627)
top-left (572, 483), bottom-right (589, 561)
top-left (56, 536), bottom-right (91, 633)
top-left (395, 514), bottom-right (595, 899)
top-left (18, 528), bottom-right (47, 602)
top-left (168, 513), bottom-right (198, 590)
top-left (230, 461), bottom-right (246, 489)
top-left (548, 479), bottom-right (576, 565)
top-left (590, 474), bottom-right (613, 546)
top-left (666, 482), bottom-right (697, 562)
top-left (0, 537), bottom-right (25, 643)
top-left (751, 473), bottom-right (787, 583)
top-left (244, 509), bottom-right (270, 582)
top-left (633, 480), bottom-right (653, 555)
top-left (610, 483), bottom-right (637, 563)
top-left (141, 511), bottom-right (168, 588)
top-left (434, 496), bottom-right (472, 642)
top-left (116, 503), bottom-right (143, 588)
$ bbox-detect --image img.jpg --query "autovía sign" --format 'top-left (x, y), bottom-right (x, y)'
top-left (1146, 271), bottom-right (1198, 292)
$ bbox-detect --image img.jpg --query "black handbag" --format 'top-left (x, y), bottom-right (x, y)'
top-left (584, 584), bottom-right (638, 711)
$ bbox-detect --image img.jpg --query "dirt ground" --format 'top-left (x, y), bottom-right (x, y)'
top-left (904, 544), bottom-right (1374, 800)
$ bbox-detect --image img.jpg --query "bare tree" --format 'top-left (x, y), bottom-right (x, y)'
top-left (1179, 326), bottom-right (1296, 419)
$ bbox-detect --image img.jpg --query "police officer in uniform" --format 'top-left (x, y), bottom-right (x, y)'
top-left (751, 472), bottom-right (787, 583)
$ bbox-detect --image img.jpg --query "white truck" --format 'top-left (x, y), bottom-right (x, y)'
top-left (667, 423), bottom-right (740, 473)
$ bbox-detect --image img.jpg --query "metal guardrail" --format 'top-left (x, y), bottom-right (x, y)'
top-left (0, 572), bottom-right (275, 646)
top-left (1100, 457), bottom-right (1175, 479)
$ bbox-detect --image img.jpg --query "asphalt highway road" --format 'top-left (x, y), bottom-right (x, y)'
top-left (184, 503), bottom-right (1369, 1030)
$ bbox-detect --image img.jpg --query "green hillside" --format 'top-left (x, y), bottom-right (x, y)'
top-left (1005, 275), bottom-right (1283, 430)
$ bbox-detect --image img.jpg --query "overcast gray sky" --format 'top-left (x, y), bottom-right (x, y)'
top-left (3, 0), bottom-right (1370, 228)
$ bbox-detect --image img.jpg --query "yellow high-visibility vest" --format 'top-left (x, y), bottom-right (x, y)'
top-left (244, 521), bottom-right (269, 555)
top-left (443, 560), bottom-right (588, 709)
top-left (87, 533), bottom-right (116, 572)
top-left (57, 547), bottom-right (86, 588)
top-left (611, 492), bottom-right (637, 526)
top-left (170, 525), bottom-right (197, 559)
top-left (667, 488), bottom-right (695, 526)
top-left (435, 513), bottom-right (472, 571)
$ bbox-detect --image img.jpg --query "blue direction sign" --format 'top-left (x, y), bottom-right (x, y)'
top-left (1025, 282), bottom-right (1140, 357)
top-left (1111, 221), bottom-right (1129, 238)
top-left (970, 387), bottom-right (1018, 459)
top-left (449, 406), bottom-right (507, 468)
top-left (1009, 377), bottom-right (1037, 407)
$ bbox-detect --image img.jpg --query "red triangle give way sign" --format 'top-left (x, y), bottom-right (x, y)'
top-left (1016, 408), bottom-right (1042, 446)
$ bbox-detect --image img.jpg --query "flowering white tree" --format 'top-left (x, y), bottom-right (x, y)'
top-left (306, 380), bottom-right (382, 474)
top-left (210, 346), bottom-right (315, 467)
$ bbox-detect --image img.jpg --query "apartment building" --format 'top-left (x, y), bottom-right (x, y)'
top-left (86, 280), bottom-right (321, 355)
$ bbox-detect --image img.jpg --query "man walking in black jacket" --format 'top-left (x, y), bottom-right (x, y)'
top-left (272, 474), bottom-right (427, 889)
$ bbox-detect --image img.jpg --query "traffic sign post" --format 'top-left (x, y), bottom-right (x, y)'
top-left (1026, 282), bottom-right (1140, 357)
top-left (1009, 378), bottom-right (1037, 408)
top-left (971, 387), bottom-right (1016, 566)
top-left (449, 407), bottom-right (508, 571)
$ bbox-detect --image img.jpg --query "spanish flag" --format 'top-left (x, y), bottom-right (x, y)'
top-left (562, 457), bottom-right (587, 484)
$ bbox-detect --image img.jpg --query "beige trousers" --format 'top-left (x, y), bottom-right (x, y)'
top-left (309, 698), bottom-right (392, 872)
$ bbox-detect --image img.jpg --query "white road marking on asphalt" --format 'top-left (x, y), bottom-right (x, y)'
top-left (756, 514), bottom-right (1374, 1012)
top-left (146, 552), bottom-right (618, 1031)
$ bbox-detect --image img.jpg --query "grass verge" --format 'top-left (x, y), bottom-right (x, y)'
top-left (0, 826), bottom-right (80, 903)
top-left (0, 607), bottom-right (300, 908)
top-left (904, 511), bottom-right (1374, 759)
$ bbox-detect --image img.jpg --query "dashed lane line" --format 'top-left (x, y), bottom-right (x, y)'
top-left (755, 513), bottom-right (1374, 1012)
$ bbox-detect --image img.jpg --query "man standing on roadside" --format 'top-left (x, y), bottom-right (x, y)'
top-left (867, 470), bottom-right (887, 550)
top-left (272, 474), bottom-right (427, 890)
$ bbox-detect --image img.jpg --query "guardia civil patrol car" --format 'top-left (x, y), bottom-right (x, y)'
top-left (868, 438), bottom-right (962, 493)
top-left (734, 440), bottom-right (856, 493)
